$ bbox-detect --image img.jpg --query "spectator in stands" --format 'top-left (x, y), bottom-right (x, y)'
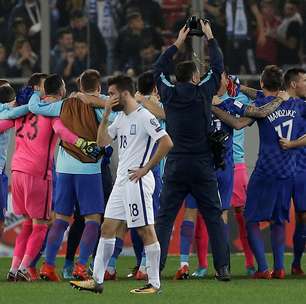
top-left (276, 0), bottom-right (303, 68)
top-left (9, 0), bottom-right (41, 53)
top-left (8, 38), bottom-right (39, 77)
top-left (56, 0), bottom-right (85, 28)
top-left (256, 0), bottom-right (281, 70)
top-left (0, 44), bottom-right (10, 78)
top-left (86, 0), bottom-right (123, 74)
top-left (51, 27), bottom-right (74, 73)
top-left (69, 9), bottom-right (107, 74)
top-left (7, 17), bottom-right (28, 53)
top-left (123, 0), bottom-right (165, 30)
top-left (115, 11), bottom-right (163, 75)
top-left (139, 41), bottom-right (161, 74)
top-left (224, 0), bottom-right (265, 74)
top-left (0, 0), bottom-right (19, 45)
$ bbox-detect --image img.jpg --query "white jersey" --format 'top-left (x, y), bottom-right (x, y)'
top-left (108, 106), bottom-right (167, 184)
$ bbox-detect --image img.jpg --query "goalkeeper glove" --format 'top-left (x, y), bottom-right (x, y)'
top-left (227, 75), bottom-right (240, 97)
top-left (75, 138), bottom-right (104, 160)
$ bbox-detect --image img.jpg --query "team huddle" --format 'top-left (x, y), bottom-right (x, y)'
top-left (0, 21), bottom-right (305, 295)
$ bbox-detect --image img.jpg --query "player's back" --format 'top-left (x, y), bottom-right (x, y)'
top-left (12, 112), bottom-right (58, 179)
top-left (254, 95), bottom-right (306, 178)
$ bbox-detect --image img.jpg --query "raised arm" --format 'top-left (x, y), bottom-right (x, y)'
top-left (97, 97), bottom-right (119, 147)
top-left (135, 92), bottom-right (165, 120)
top-left (212, 106), bottom-right (254, 130)
top-left (240, 85), bottom-right (260, 100)
top-left (198, 20), bottom-right (224, 99)
top-left (0, 120), bottom-right (15, 133)
top-left (28, 92), bottom-right (63, 117)
top-left (0, 105), bottom-right (29, 119)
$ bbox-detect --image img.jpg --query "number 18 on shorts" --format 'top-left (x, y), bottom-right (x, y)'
top-left (105, 172), bottom-right (155, 228)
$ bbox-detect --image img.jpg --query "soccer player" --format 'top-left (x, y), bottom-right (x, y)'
top-left (276, 68), bottom-right (306, 275)
top-left (70, 75), bottom-right (173, 294)
top-left (213, 65), bottom-right (306, 279)
top-left (2, 74), bottom-right (94, 281)
top-left (0, 84), bottom-right (16, 237)
top-left (38, 70), bottom-right (109, 281)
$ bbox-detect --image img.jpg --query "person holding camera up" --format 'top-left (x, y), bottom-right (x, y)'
top-left (154, 18), bottom-right (230, 281)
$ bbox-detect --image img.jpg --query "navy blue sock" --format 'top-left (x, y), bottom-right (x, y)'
top-left (29, 228), bottom-right (49, 268)
top-left (246, 222), bottom-right (268, 272)
top-left (131, 228), bottom-right (143, 267)
top-left (180, 220), bottom-right (194, 264)
top-left (270, 223), bottom-right (285, 270)
top-left (292, 223), bottom-right (306, 268)
top-left (78, 221), bottom-right (100, 266)
top-left (107, 237), bottom-right (124, 268)
top-left (45, 219), bottom-right (69, 266)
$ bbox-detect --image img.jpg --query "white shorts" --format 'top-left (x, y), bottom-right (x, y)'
top-left (104, 172), bottom-right (155, 228)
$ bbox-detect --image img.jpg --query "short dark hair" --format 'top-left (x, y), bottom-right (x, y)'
top-left (261, 65), bottom-right (283, 91)
top-left (80, 69), bottom-right (101, 93)
top-left (28, 73), bottom-right (48, 88)
top-left (57, 27), bottom-right (73, 40)
top-left (137, 71), bottom-right (155, 95)
top-left (0, 85), bottom-right (15, 104)
top-left (44, 74), bottom-right (64, 95)
top-left (283, 68), bottom-right (306, 89)
top-left (0, 79), bottom-right (9, 87)
top-left (108, 75), bottom-right (135, 96)
top-left (70, 9), bottom-right (85, 20)
top-left (175, 61), bottom-right (198, 82)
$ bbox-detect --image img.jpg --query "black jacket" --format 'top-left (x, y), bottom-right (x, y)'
top-left (154, 39), bottom-right (223, 157)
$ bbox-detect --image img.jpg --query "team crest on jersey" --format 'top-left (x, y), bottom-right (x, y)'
top-left (130, 124), bottom-right (136, 135)
top-left (150, 118), bottom-right (159, 127)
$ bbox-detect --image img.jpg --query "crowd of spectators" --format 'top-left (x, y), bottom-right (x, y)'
top-left (0, 0), bottom-right (304, 88)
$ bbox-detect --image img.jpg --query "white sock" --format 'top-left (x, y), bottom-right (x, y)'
top-left (144, 242), bottom-right (161, 289)
top-left (139, 256), bottom-right (146, 273)
top-left (93, 237), bottom-right (116, 284)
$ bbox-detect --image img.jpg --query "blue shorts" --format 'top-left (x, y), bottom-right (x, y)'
top-left (54, 173), bottom-right (104, 216)
top-left (245, 172), bottom-right (293, 223)
top-left (152, 165), bottom-right (162, 217)
top-left (293, 171), bottom-right (306, 212)
top-left (185, 194), bottom-right (198, 209)
top-left (0, 173), bottom-right (8, 220)
top-left (216, 165), bottom-right (234, 210)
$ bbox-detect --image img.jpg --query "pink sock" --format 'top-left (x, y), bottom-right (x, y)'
top-left (195, 214), bottom-right (209, 269)
top-left (10, 219), bottom-right (33, 272)
top-left (19, 223), bottom-right (48, 271)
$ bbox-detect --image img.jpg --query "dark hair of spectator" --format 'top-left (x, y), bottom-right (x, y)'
top-left (28, 73), bottom-right (48, 88)
top-left (80, 69), bottom-right (101, 93)
top-left (0, 79), bottom-right (9, 87)
top-left (0, 85), bottom-right (15, 104)
top-left (108, 75), bottom-right (135, 96)
top-left (283, 68), bottom-right (306, 89)
top-left (70, 9), bottom-right (85, 20)
top-left (127, 11), bottom-right (142, 22)
top-left (175, 61), bottom-right (198, 82)
top-left (137, 71), bottom-right (155, 95)
top-left (286, 0), bottom-right (299, 6)
top-left (261, 65), bottom-right (283, 91)
top-left (57, 27), bottom-right (73, 40)
top-left (44, 74), bottom-right (64, 96)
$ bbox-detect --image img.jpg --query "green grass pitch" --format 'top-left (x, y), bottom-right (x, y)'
top-left (0, 255), bottom-right (305, 304)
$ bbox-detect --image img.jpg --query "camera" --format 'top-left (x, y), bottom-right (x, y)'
top-left (185, 16), bottom-right (210, 37)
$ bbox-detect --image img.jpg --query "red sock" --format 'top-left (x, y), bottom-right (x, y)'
top-left (195, 214), bottom-right (209, 269)
top-left (11, 219), bottom-right (33, 272)
top-left (19, 223), bottom-right (48, 270)
top-left (235, 211), bottom-right (254, 268)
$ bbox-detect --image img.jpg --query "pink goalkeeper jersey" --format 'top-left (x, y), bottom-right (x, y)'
top-left (0, 113), bottom-right (77, 180)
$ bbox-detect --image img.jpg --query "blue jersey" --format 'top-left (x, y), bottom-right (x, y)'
top-left (296, 124), bottom-right (306, 174)
top-left (212, 98), bottom-right (244, 167)
top-left (249, 93), bottom-right (306, 178)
